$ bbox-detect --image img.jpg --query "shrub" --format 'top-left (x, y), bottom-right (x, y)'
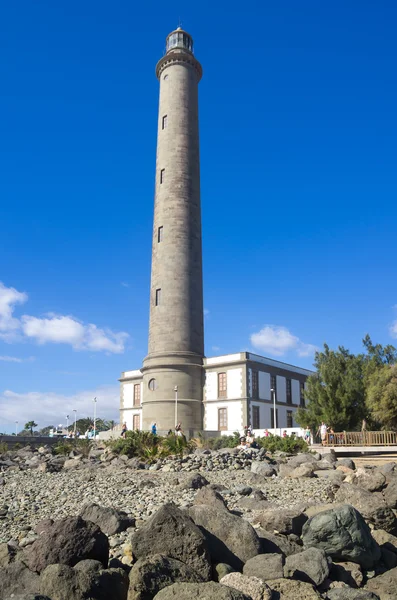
top-left (0, 441), bottom-right (8, 454)
top-left (108, 430), bottom-right (159, 459)
top-left (256, 434), bottom-right (308, 454)
top-left (54, 440), bottom-right (74, 456)
top-left (75, 438), bottom-right (93, 457)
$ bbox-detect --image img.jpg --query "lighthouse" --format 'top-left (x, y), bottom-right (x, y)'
top-left (141, 28), bottom-right (205, 433)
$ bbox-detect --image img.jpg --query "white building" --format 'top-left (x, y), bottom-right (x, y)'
top-left (120, 352), bottom-right (313, 436)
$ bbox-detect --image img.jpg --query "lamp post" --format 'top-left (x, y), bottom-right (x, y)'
top-left (271, 388), bottom-right (277, 435)
top-left (15, 421), bottom-right (18, 436)
top-left (93, 397), bottom-right (97, 438)
top-left (174, 386), bottom-right (178, 428)
top-left (66, 415), bottom-right (69, 432)
top-left (73, 410), bottom-right (77, 435)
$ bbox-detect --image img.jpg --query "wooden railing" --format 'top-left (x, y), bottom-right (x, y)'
top-left (325, 431), bottom-right (397, 446)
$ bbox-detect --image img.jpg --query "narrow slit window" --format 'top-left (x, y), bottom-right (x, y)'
top-left (155, 288), bottom-right (161, 306)
top-left (158, 226), bottom-right (163, 242)
top-left (160, 169), bottom-right (165, 184)
top-left (162, 115), bottom-right (168, 129)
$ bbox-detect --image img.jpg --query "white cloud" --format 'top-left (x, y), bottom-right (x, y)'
top-left (212, 345), bottom-right (220, 352)
top-left (0, 282), bottom-right (27, 341)
top-left (0, 282), bottom-right (128, 354)
top-left (121, 282), bottom-right (130, 288)
top-left (0, 384), bottom-right (120, 431)
top-left (390, 321), bottom-right (397, 339)
top-left (250, 325), bottom-right (318, 358)
top-left (0, 355), bottom-right (23, 363)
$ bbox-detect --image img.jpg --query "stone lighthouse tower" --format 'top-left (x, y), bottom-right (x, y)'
top-left (141, 28), bottom-right (204, 433)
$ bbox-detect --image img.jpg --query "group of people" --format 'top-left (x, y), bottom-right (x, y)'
top-left (120, 421), bottom-right (184, 438)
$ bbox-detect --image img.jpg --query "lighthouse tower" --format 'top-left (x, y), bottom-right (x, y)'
top-left (141, 28), bottom-right (204, 432)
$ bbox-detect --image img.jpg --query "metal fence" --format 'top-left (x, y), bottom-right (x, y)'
top-left (325, 431), bottom-right (397, 446)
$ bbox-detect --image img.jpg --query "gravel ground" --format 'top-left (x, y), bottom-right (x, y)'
top-left (0, 465), bottom-right (334, 546)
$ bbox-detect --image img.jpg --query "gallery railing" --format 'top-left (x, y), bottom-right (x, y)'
top-left (325, 431), bottom-right (397, 446)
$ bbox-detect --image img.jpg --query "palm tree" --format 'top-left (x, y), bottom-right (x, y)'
top-left (25, 421), bottom-right (38, 436)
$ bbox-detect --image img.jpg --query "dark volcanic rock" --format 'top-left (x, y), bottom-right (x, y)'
top-left (153, 581), bottom-right (251, 599)
top-left (189, 503), bottom-right (262, 571)
top-left (0, 561), bottom-right (40, 598)
top-left (130, 504), bottom-right (212, 581)
top-left (128, 554), bottom-right (203, 600)
top-left (254, 507), bottom-right (308, 536)
top-left (26, 516), bottom-right (109, 573)
top-left (284, 547), bottom-right (330, 586)
top-left (302, 504), bottom-right (381, 569)
top-left (40, 561), bottom-right (129, 600)
top-left (243, 553), bottom-right (284, 580)
top-left (80, 503), bottom-right (135, 535)
top-left (335, 484), bottom-right (397, 533)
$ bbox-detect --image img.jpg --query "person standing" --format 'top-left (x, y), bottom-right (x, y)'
top-left (151, 422), bottom-right (157, 435)
top-left (120, 422), bottom-right (127, 439)
top-left (318, 421), bottom-right (328, 445)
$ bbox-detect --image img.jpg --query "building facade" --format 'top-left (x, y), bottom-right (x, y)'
top-left (120, 28), bottom-right (313, 434)
top-left (120, 352), bottom-right (312, 435)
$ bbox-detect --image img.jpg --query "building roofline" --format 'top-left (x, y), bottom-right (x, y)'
top-left (204, 351), bottom-right (314, 376)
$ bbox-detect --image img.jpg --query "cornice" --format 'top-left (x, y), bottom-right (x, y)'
top-left (156, 51), bottom-right (202, 81)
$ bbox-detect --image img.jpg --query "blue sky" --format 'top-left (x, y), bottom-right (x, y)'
top-left (1, 1), bottom-right (396, 431)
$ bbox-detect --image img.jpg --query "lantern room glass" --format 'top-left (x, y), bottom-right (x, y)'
top-left (166, 31), bottom-right (193, 54)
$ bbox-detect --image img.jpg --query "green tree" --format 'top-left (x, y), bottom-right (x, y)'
top-left (73, 417), bottom-right (108, 434)
top-left (24, 421), bottom-right (38, 436)
top-left (295, 344), bottom-right (366, 431)
top-left (366, 364), bottom-right (397, 429)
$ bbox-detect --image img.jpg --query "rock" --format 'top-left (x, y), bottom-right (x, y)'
top-left (287, 454), bottom-right (318, 468)
top-left (127, 554), bottom-right (203, 600)
top-left (383, 480), bottom-right (397, 509)
top-left (26, 516), bottom-right (109, 573)
top-left (63, 458), bottom-right (81, 470)
top-left (371, 529), bottom-right (397, 554)
top-left (289, 464), bottom-right (314, 478)
top-left (302, 505), bottom-right (381, 569)
top-left (353, 468), bottom-right (386, 492)
top-left (214, 563), bottom-right (236, 581)
top-left (267, 578), bottom-right (322, 599)
top-left (337, 459), bottom-right (356, 471)
top-left (284, 547), bottom-right (330, 586)
top-left (335, 484), bottom-right (397, 533)
top-left (237, 498), bottom-right (271, 511)
top-left (0, 561), bottom-right (40, 598)
top-left (314, 471), bottom-right (345, 485)
top-left (3, 596), bottom-right (52, 600)
top-left (180, 473), bottom-right (209, 490)
top-left (40, 561), bottom-right (129, 600)
top-left (381, 546), bottom-right (397, 569)
top-left (378, 462), bottom-right (397, 480)
top-left (257, 528), bottom-right (302, 556)
top-left (365, 565), bottom-right (397, 599)
top-left (250, 462), bottom-right (276, 477)
top-left (234, 485), bottom-right (252, 496)
top-left (330, 562), bottom-right (364, 588)
top-left (220, 573), bottom-right (272, 600)
top-left (315, 460), bottom-right (336, 470)
top-left (254, 508), bottom-right (308, 536)
top-left (189, 504), bottom-right (262, 571)
top-left (243, 553), bottom-right (284, 580)
top-left (0, 542), bottom-right (17, 566)
top-left (326, 590), bottom-right (380, 599)
top-left (80, 503), bottom-right (135, 535)
top-left (153, 581), bottom-right (251, 599)
top-left (35, 519), bottom-right (54, 534)
top-left (323, 451), bottom-right (337, 464)
top-left (130, 504), bottom-right (212, 581)
top-left (193, 486), bottom-right (227, 509)
top-left (305, 503), bottom-right (339, 518)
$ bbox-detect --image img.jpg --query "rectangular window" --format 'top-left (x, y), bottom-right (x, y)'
top-left (270, 408), bottom-right (279, 429)
top-left (286, 378), bottom-right (292, 404)
top-left (287, 410), bottom-right (293, 428)
top-left (158, 226), bottom-right (163, 242)
top-left (133, 384), bottom-right (141, 406)
top-left (155, 288), bottom-right (161, 306)
top-left (218, 372), bottom-right (227, 398)
top-left (162, 115), bottom-right (168, 129)
top-left (300, 381), bottom-right (305, 407)
top-left (252, 370), bottom-right (259, 399)
top-left (133, 415), bottom-right (140, 431)
top-left (160, 169), bottom-right (165, 184)
top-left (218, 408), bottom-right (228, 431)
top-left (252, 405), bottom-right (260, 429)
top-left (270, 374), bottom-right (277, 394)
